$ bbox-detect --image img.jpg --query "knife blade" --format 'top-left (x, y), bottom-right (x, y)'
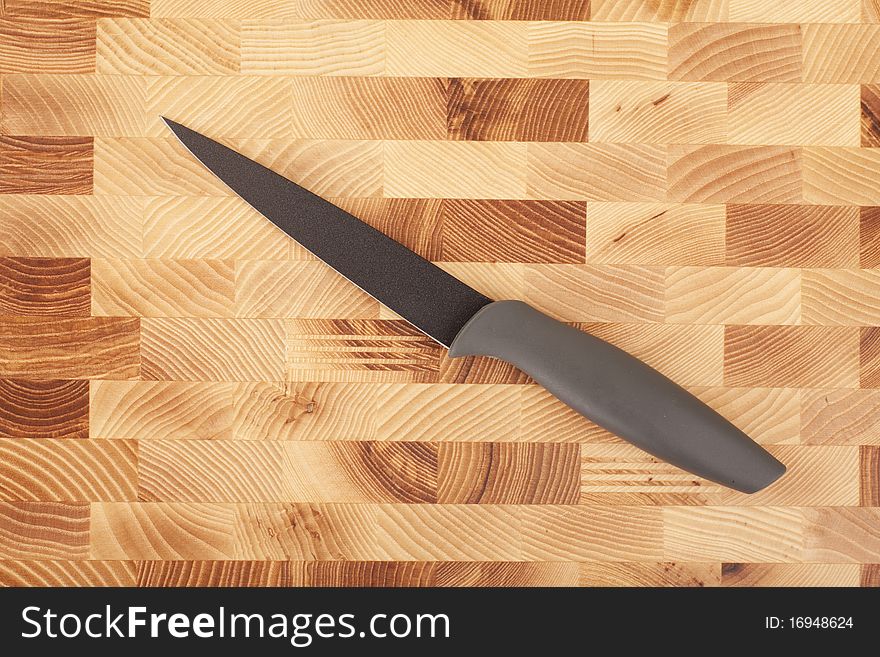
top-left (163, 118), bottom-right (785, 494)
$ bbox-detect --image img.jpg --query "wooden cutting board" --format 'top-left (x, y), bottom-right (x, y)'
top-left (1, 0), bottom-right (879, 587)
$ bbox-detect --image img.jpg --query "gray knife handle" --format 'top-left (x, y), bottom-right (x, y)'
top-left (448, 300), bottom-right (785, 493)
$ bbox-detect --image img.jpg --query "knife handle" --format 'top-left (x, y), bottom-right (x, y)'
top-left (448, 300), bottom-right (785, 493)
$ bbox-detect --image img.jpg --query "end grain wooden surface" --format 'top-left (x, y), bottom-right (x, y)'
top-left (1, 0), bottom-right (879, 587)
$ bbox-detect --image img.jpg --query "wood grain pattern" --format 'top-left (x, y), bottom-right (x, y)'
top-left (726, 204), bottom-right (860, 268)
top-left (528, 21), bottom-right (667, 80)
top-left (97, 18), bottom-right (239, 75)
top-left (0, 438), bottom-right (136, 501)
top-left (802, 24), bottom-right (880, 83)
top-left (2, 3), bottom-right (879, 588)
top-left (667, 145), bottom-right (801, 203)
top-left (0, 316), bottom-right (140, 379)
top-left (0, 18), bottom-right (96, 73)
top-left (0, 257), bottom-right (90, 316)
top-left (585, 203), bottom-right (725, 266)
top-left (0, 379), bottom-right (89, 439)
top-left (725, 325), bottom-right (859, 388)
top-left (0, 196), bottom-right (142, 259)
top-left (728, 83), bottom-right (861, 146)
top-left (448, 78), bottom-right (589, 142)
top-left (589, 80), bottom-right (727, 144)
top-left (668, 23), bottom-right (802, 82)
top-left (0, 136), bottom-right (93, 195)
top-left (863, 85), bottom-right (880, 147)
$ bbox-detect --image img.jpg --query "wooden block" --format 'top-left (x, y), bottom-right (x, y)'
top-left (729, 0), bottom-right (860, 22)
top-left (726, 204), bottom-right (860, 267)
top-left (665, 267), bottom-right (800, 325)
top-left (97, 18), bottom-right (239, 75)
top-left (725, 325), bottom-right (859, 388)
top-left (234, 260), bottom-right (377, 318)
top-left (0, 438), bottom-right (136, 502)
top-left (803, 147), bottom-right (880, 205)
top-left (448, 78), bottom-right (589, 142)
top-left (860, 207), bottom-right (880, 268)
top-left (0, 379), bottom-right (89, 439)
top-left (372, 383), bottom-right (520, 442)
top-left (100, 137), bottom-right (382, 198)
top-left (437, 443), bottom-right (580, 504)
top-left (803, 270), bottom-right (880, 325)
top-left (527, 143), bottom-right (666, 201)
top-left (590, 0), bottom-right (727, 21)
top-left (0, 560), bottom-right (136, 586)
top-left (0, 257), bottom-right (90, 316)
top-left (146, 76), bottom-right (292, 139)
top-left (387, 20), bottom-right (527, 77)
top-left (585, 203), bottom-right (725, 266)
top-left (804, 508), bottom-right (880, 562)
top-left (862, 327), bottom-right (880, 388)
top-left (143, 196), bottom-right (288, 260)
top-left (668, 23), bottom-right (801, 82)
top-left (441, 199), bottom-right (585, 264)
top-left (581, 444), bottom-right (859, 506)
top-left (0, 317), bottom-right (140, 379)
top-left (1, 75), bottom-right (146, 137)
top-left (0, 502), bottom-right (89, 559)
top-left (802, 24), bottom-right (880, 83)
top-left (234, 503), bottom-right (378, 560)
top-left (528, 21), bottom-right (667, 80)
top-left (863, 85), bottom-right (880, 147)
top-left (90, 381), bottom-right (234, 440)
top-left (3, 0), bottom-right (150, 17)
top-left (374, 504), bottom-right (522, 560)
top-left (0, 136), bottom-right (93, 195)
top-left (139, 440), bottom-right (438, 503)
top-left (94, 137), bottom-right (230, 196)
top-left (0, 195), bottom-right (142, 259)
top-left (287, 318), bottom-right (442, 383)
top-left (290, 560), bottom-right (431, 586)
top-left (802, 389), bottom-right (880, 445)
top-left (864, 563), bottom-right (880, 586)
top-left (137, 560), bottom-right (288, 587)
top-left (866, 0), bottom-right (880, 22)
top-left (0, 18), bottom-right (95, 74)
top-left (524, 264), bottom-right (664, 323)
top-left (589, 80), bottom-right (727, 144)
top-left (433, 561), bottom-right (579, 587)
top-left (722, 563), bottom-right (860, 586)
top-left (243, 19), bottom-right (383, 76)
top-left (232, 381), bottom-right (379, 441)
top-left (141, 318), bottom-right (284, 382)
top-left (92, 258), bottom-right (235, 317)
top-left (451, 0), bottom-right (590, 20)
top-left (663, 507), bottom-right (804, 562)
top-left (291, 77), bottom-right (445, 140)
top-left (576, 323), bottom-right (724, 385)
top-left (667, 145), bottom-right (801, 203)
top-left (152, 0), bottom-right (449, 19)
top-left (91, 502), bottom-right (236, 560)
top-left (333, 198), bottom-right (442, 261)
top-left (385, 141), bottom-right (526, 199)
top-left (861, 446), bottom-right (880, 505)
top-left (728, 83), bottom-right (861, 146)
top-left (520, 506), bottom-right (663, 561)
top-left (580, 562), bottom-right (721, 587)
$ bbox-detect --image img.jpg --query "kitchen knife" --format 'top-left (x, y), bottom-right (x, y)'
top-left (163, 118), bottom-right (785, 494)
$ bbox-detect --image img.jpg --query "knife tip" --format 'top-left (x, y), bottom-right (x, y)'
top-left (160, 116), bottom-right (182, 133)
